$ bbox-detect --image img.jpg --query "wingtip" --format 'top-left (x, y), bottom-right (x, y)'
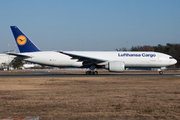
top-left (59, 50), bottom-right (63, 53)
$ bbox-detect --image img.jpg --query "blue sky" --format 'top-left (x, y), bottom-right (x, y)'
top-left (0, 0), bottom-right (180, 52)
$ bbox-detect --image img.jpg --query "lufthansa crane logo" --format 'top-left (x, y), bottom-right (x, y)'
top-left (17, 35), bottom-right (27, 45)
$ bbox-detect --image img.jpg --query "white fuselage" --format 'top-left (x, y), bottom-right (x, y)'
top-left (17, 51), bottom-right (177, 68)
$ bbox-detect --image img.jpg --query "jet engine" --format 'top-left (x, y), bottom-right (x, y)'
top-left (105, 61), bottom-right (125, 72)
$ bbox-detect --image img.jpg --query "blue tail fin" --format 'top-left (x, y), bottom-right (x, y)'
top-left (10, 26), bottom-right (40, 53)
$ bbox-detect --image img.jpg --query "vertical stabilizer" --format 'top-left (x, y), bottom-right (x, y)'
top-left (10, 26), bottom-right (40, 53)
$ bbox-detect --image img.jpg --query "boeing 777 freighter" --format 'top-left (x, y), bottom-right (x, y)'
top-left (7, 26), bottom-right (177, 75)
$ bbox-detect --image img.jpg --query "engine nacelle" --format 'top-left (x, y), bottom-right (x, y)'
top-left (105, 61), bottom-right (125, 72)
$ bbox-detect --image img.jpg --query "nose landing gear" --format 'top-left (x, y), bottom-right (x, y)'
top-left (159, 71), bottom-right (163, 75)
top-left (158, 67), bottom-right (165, 75)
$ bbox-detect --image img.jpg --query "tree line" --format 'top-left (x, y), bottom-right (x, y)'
top-left (116, 43), bottom-right (180, 68)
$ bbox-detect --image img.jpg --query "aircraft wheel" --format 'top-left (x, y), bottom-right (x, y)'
top-left (94, 71), bottom-right (98, 75)
top-left (86, 71), bottom-right (93, 75)
top-left (90, 71), bottom-right (93, 75)
top-left (159, 71), bottom-right (163, 75)
top-left (86, 71), bottom-right (90, 75)
top-left (86, 71), bottom-right (98, 75)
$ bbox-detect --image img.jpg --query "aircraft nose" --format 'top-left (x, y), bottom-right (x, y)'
top-left (174, 59), bottom-right (177, 64)
top-left (171, 59), bottom-right (177, 65)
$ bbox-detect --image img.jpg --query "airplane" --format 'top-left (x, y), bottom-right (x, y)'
top-left (0, 53), bottom-right (15, 68)
top-left (21, 63), bottom-right (39, 69)
top-left (6, 26), bottom-right (177, 75)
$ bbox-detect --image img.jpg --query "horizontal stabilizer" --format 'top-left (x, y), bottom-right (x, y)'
top-left (5, 52), bottom-right (31, 58)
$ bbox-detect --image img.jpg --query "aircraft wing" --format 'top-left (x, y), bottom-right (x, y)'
top-left (5, 52), bottom-right (31, 58)
top-left (58, 51), bottom-right (107, 64)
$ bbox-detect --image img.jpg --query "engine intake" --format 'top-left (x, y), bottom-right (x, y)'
top-left (105, 61), bottom-right (125, 72)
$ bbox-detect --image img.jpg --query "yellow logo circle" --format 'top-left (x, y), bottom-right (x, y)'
top-left (17, 35), bottom-right (27, 45)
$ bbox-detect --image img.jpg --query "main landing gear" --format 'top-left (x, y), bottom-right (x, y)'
top-left (85, 65), bottom-right (98, 75)
top-left (86, 71), bottom-right (98, 75)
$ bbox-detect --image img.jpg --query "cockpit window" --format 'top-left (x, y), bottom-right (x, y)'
top-left (169, 57), bottom-right (174, 59)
